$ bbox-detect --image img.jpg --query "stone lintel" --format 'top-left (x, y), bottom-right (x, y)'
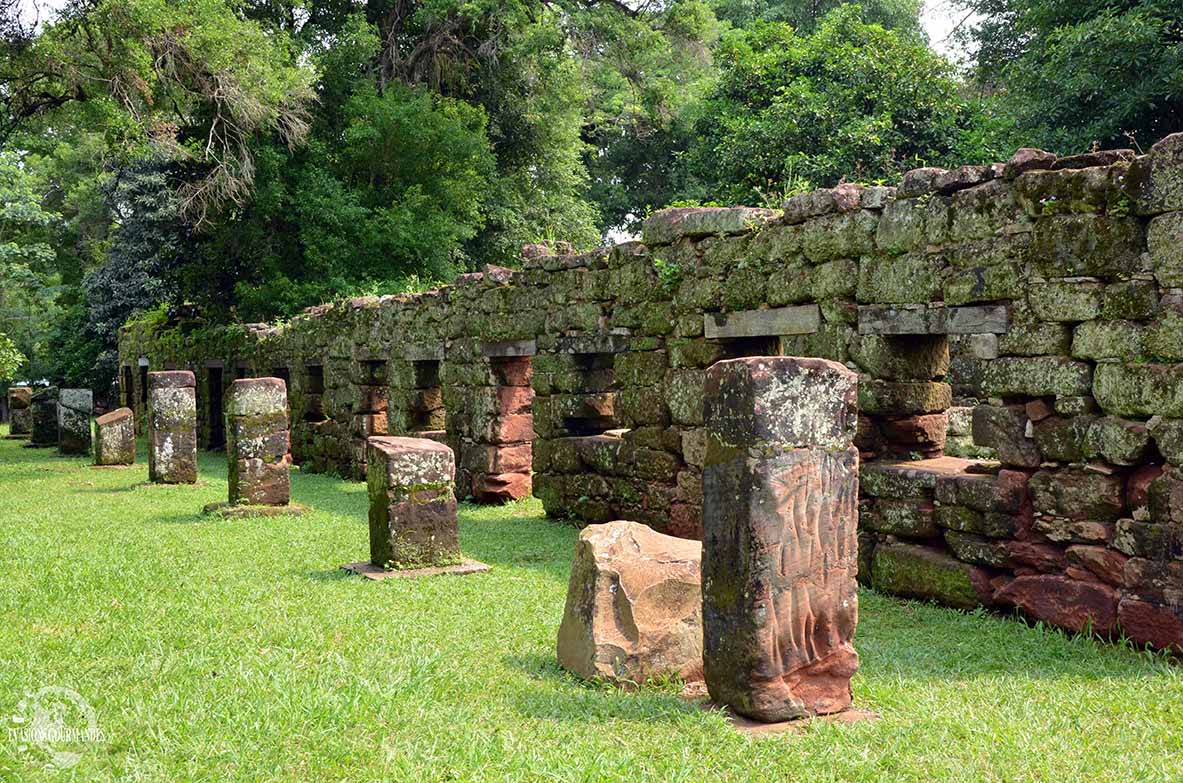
top-left (405, 345), bottom-right (445, 362)
top-left (857, 305), bottom-right (1009, 335)
top-left (703, 305), bottom-right (821, 341)
top-left (481, 339), bottom-right (537, 358)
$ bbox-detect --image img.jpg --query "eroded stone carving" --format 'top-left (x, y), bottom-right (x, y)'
top-left (702, 356), bottom-right (860, 722)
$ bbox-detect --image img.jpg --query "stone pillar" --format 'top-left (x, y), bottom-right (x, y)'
top-left (367, 436), bottom-right (459, 569)
top-left (149, 371), bottom-right (197, 484)
top-left (227, 377), bottom-right (291, 506)
top-left (7, 386), bottom-right (32, 436)
top-left (29, 386), bottom-right (59, 447)
top-left (95, 408), bottom-right (136, 466)
top-left (702, 356), bottom-right (861, 722)
top-left (58, 389), bottom-right (94, 456)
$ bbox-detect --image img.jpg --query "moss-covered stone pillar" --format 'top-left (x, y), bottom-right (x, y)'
top-left (58, 389), bottom-right (94, 456)
top-left (7, 386), bottom-right (32, 436)
top-left (226, 377), bottom-right (291, 506)
top-left (95, 408), bottom-right (136, 466)
top-left (149, 371), bottom-right (197, 484)
top-left (367, 436), bottom-right (459, 569)
top-left (702, 356), bottom-right (861, 722)
top-left (29, 386), bottom-right (59, 447)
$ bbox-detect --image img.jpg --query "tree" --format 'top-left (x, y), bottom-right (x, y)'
top-left (681, 8), bottom-right (997, 205)
top-left (712, 0), bottom-right (925, 37)
top-left (2, 0), bottom-right (316, 224)
top-left (0, 331), bottom-right (24, 381)
top-left (955, 0), bottom-right (1183, 152)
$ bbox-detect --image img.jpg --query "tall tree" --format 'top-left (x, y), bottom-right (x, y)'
top-left (681, 7), bottom-right (996, 205)
top-left (955, 0), bottom-right (1183, 152)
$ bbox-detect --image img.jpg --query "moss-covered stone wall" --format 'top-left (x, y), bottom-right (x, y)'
top-left (119, 135), bottom-right (1183, 651)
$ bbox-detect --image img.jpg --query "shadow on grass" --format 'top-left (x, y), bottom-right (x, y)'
top-left (504, 652), bottom-right (702, 723)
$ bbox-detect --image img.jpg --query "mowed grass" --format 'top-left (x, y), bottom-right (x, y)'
top-left (0, 428), bottom-right (1180, 782)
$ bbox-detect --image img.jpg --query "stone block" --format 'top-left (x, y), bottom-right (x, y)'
top-left (982, 356), bottom-right (1093, 398)
top-left (7, 386), bottom-right (31, 436)
top-left (703, 356), bottom-right (859, 722)
top-left (1147, 212), bottom-right (1183, 286)
top-left (703, 305), bottom-right (820, 340)
top-left (935, 505), bottom-right (1020, 539)
top-left (227, 377), bottom-right (291, 506)
top-left (994, 575), bottom-right (1119, 635)
top-left (94, 408), bottom-right (135, 466)
top-left (859, 456), bottom-right (972, 499)
top-left (871, 541), bottom-right (993, 609)
top-left (557, 521), bottom-right (703, 684)
top-left (859, 380), bottom-right (951, 415)
top-left (862, 499), bottom-right (938, 537)
top-left (934, 469), bottom-right (1027, 514)
top-left (944, 530), bottom-right (1011, 567)
top-left (1028, 469), bottom-right (1124, 522)
top-left (642, 207), bottom-right (778, 245)
top-left (1117, 598), bottom-right (1183, 653)
top-left (849, 334), bottom-right (948, 380)
top-left (367, 436), bottom-right (460, 569)
top-left (1030, 216), bottom-right (1144, 278)
top-left (57, 388), bottom-right (93, 456)
top-left (971, 405), bottom-right (1039, 468)
top-left (1085, 417), bottom-right (1151, 466)
top-left (1028, 279), bottom-right (1103, 322)
top-left (149, 371), bottom-right (197, 484)
top-left (1128, 133), bottom-right (1183, 214)
top-left (857, 305), bottom-right (1008, 335)
top-left (29, 386), bottom-right (59, 447)
top-left (1094, 363), bottom-right (1183, 417)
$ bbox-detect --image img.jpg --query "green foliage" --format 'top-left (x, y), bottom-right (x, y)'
top-left (652, 257), bottom-right (685, 293)
top-left (3, 0), bottom-right (316, 223)
top-left (956, 0), bottom-right (1183, 152)
top-left (0, 331), bottom-right (24, 380)
top-left (681, 8), bottom-right (995, 205)
top-left (713, 0), bottom-right (926, 37)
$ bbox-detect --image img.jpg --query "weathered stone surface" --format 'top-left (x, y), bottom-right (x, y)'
top-left (367, 436), bottom-right (460, 569)
top-left (703, 305), bottom-right (820, 340)
top-left (863, 499), bottom-right (938, 537)
top-left (971, 405), bottom-right (1039, 468)
top-left (1117, 598), bottom-right (1183, 652)
top-left (7, 386), bottom-right (31, 436)
top-left (1085, 417), bottom-right (1151, 465)
top-left (149, 371), bottom-right (197, 484)
top-left (557, 521), bottom-right (703, 684)
top-left (935, 469), bottom-right (1027, 514)
top-left (944, 530), bottom-right (1011, 567)
top-left (703, 356), bottom-right (859, 722)
top-left (57, 388), bottom-right (93, 456)
top-left (871, 541), bottom-right (993, 609)
top-left (1003, 148), bottom-right (1058, 179)
top-left (994, 575), bottom-right (1119, 635)
top-left (859, 380), bottom-right (951, 415)
top-left (1147, 212), bottom-right (1183, 286)
top-left (227, 377), bottom-right (291, 506)
top-left (935, 504), bottom-right (1020, 539)
top-left (982, 357), bottom-right (1093, 398)
top-left (94, 408), bottom-right (135, 466)
top-left (1094, 363), bottom-right (1183, 417)
top-left (1028, 469), bottom-right (1124, 523)
top-left (29, 386), bottom-right (59, 447)
top-left (1129, 133), bottom-right (1183, 214)
top-left (860, 456), bottom-right (973, 499)
top-left (857, 305), bottom-right (1008, 335)
top-left (642, 207), bottom-right (779, 245)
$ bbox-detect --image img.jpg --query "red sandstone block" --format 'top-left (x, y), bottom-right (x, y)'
top-left (497, 385), bottom-right (534, 416)
top-left (1065, 545), bottom-right (1128, 586)
top-left (935, 470), bottom-right (1028, 513)
top-left (486, 414), bottom-right (535, 444)
top-left (994, 574), bottom-right (1119, 634)
top-left (1006, 540), bottom-right (1068, 573)
top-left (880, 413), bottom-right (948, 453)
top-left (1117, 598), bottom-right (1183, 652)
top-left (1127, 463), bottom-right (1165, 512)
top-left (472, 471), bottom-right (532, 502)
top-left (667, 503), bottom-right (703, 540)
top-left (495, 358), bottom-right (533, 387)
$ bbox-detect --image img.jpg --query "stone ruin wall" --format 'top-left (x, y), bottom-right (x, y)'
top-left (119, 135), bottom-right (1183, 650)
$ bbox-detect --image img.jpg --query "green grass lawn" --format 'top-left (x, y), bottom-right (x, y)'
top-left (0, 428), bottom-right (1180, 782)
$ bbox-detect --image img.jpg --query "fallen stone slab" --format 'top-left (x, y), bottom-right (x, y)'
top-left (557, 520), bottom-right (703, 685)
